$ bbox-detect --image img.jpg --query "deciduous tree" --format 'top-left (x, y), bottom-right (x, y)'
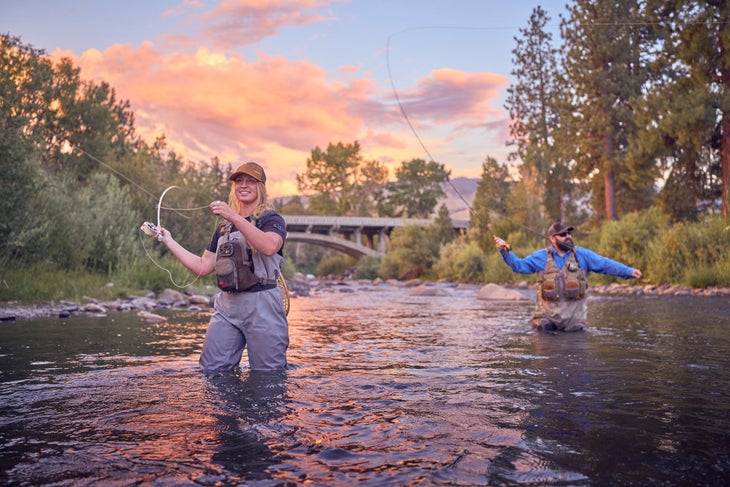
top-left (0, 35), bottom-right (52, 267)
top-left (376, 158), bottom-right (449, 218)
top-left (296, 141), bottom-right (364, 216)
top-left (469, 157), bottom-right (511, 250)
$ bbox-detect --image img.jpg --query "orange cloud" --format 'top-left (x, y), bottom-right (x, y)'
top-left (50, 35), bottom-right (510, 197)
top-left (55, 43), bottom-right (368, 170)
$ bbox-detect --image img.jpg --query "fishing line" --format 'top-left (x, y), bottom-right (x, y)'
top-left (139, 184), bottom-right (212, 288)
top-left (386, 26), bottom-right (508, 245)
top-left (70, 141), bottom-right (198, 219)
top-left (385, 27), bottom-right (494, 215)
top-left (62, 138), bottom-right (214, 287)
top-left (71, 144), bottom-right (160, 203)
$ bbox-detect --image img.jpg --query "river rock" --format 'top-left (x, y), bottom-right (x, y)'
top-left (189, 295), bottom-right (213, 306)
top-left (407, 284), bottom-right (451, 296)
top-left (83, 303), bottom-right (108, 313)
top-left (158, 288), bottom-right (186, 303)
top-left (476, 283), bottom-right (527, 301)
top-left (130, 296), bottom-right (158, 309)
top-left (137, 310), bottom-right (166, 323)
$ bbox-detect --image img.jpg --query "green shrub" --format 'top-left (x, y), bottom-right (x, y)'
top-left (713, 254), bottom-right (730, 287)
top-left (379, 247), bottom-right (422, 280)
top-left (597, 207), bottom-right (670, 274)
top-left (684, 267), bottom-right (720, 289)
top-left (355, 255), bottom-right (381, 280)
top-left (316, 254), bottom-right (356, 277)
top-left (15, 172), bottom-right (142, 273)
top-left (647, 215), bottom-right (730, 285)
top-left (379, 225), bottom-right (439, 279)
top-left (434, 238), bottom-right (489, 282)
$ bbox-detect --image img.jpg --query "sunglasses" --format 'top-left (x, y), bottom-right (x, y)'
top-left (556, 231), bottom-right (572, 237)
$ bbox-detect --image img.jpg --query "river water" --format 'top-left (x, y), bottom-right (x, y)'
top-left (1, 283), bottom-right (729, 486)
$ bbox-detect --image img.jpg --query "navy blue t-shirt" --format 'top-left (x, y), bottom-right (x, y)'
top-left (207, 211), bottom-right (286, 254)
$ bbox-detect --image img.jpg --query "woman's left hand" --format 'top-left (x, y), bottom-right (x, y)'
top-left (209, 200), bottom-right (231, 219)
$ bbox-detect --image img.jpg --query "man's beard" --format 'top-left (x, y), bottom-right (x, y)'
top-left (556, 238), bottom-right (574, 252)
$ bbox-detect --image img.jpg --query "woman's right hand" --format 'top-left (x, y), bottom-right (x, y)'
top-left (157, 226), bottom-right (172, 245)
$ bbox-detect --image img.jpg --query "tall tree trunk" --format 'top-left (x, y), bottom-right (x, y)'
top-left (603, 130), bottom-right (618, 220)
top-left (723, 116), bottom-right (730, 219)
top-left (720, 23), bottom-right (730, 219)
top-left (604, 167), bottom-right (617, 220)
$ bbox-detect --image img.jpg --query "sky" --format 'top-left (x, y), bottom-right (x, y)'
top-left (1, 0), bottom-right (567, 197)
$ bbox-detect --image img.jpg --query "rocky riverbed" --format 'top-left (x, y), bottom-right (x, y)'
top-left (1, 276), bottom-right (729, 322)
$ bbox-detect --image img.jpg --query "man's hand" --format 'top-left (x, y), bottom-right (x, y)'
top-left (493, 235), bottom-right (510, 252)
top-left (631, 268), bottom-right (643, 279)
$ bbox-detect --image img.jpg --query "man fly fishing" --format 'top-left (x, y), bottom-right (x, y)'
top-left (493, 222), bottom-right (642, 332)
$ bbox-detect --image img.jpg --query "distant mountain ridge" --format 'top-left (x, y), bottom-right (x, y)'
top-left (438, 176), bottom-right (477, 222)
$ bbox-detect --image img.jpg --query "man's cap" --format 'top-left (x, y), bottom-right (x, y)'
top-left (229, 162), bottom-right (266, 183)
top-left (548, 222), bottom-right (574, 236)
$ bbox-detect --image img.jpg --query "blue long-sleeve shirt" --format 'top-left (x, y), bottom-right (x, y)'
top-left (500, 246), bottom-right (635, 279)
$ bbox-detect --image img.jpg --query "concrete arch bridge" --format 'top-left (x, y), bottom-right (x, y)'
top-left (284, 215), bottom-right (469, 258)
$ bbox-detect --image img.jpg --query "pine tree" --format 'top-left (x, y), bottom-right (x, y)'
top-left (505, 5), bottom-right (571, 222)
top-left (634, 0), bottom-right (729, 219)
top-left (559, 0), bottom-right (653, 221)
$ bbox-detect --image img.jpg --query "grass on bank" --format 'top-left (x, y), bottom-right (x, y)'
top-left (0, 257), bottom-right (216, 305)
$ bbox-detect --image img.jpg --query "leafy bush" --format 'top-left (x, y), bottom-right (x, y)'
top-left (434, 238), bottom-right (486, 282)
top-left (11, 172), bottom-right (142, 273)
top-left (78, 173), bottom-right (142, 272)
top-left (596, 207), bottom-right (671, 279)
top-left (647, 215), bottom-right (730, 285)
top-left (355, 255), bottom-right (381, 280)
top-left (379, 225), bottom-right (439, 279)
top-left (316, 254), bottom-right (356, 277)
top-left (484, 250), bottom-right (529, 284)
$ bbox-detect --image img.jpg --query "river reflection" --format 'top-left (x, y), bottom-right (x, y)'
top-left (0, 284), bottom-right (728, 486)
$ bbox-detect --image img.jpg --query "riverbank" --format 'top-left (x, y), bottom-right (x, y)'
top-left (1, 277), bottom-right (729, 321)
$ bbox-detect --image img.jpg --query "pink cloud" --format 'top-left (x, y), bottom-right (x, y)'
top-left (161, 0), bottom-right (341, 51)
top-left (394, 68), bottom-right (508, 126)
top-left (339, 64), bottom-right (360, 74)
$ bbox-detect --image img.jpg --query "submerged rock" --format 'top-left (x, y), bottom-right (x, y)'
top-left (407, 284), bottom-right (451, 296)
top-left (476, 283), bottom-right (528, 301)
top-left (138, 310), bottom-right (166, 323)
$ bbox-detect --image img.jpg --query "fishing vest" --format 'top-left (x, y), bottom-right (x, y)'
top-left (214, 222), bottom-right (277, 292)
top-left (537, 248), bottom-right (588, 302)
